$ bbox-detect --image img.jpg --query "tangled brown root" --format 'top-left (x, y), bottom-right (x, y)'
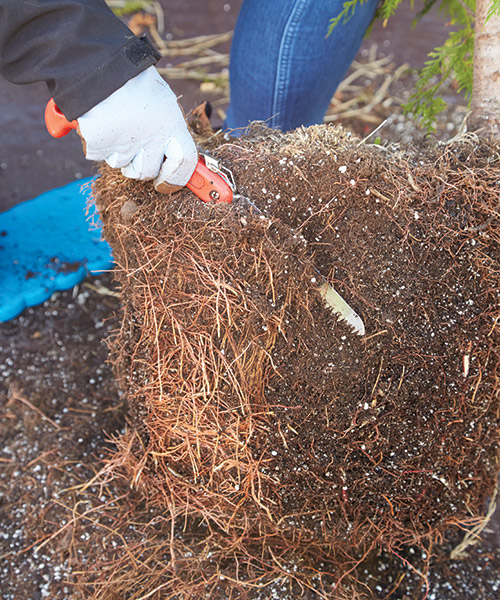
top-left (74, 125), bottom-right (500, 599)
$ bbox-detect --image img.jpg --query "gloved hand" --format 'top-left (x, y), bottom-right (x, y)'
top-left (77, 66), bottom-right (198, 192)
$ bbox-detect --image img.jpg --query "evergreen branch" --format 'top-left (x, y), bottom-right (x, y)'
top-left (403, 27), bottom-right (474, 130)
top-left (330, 0), bottom-right (498, 130)
top-left (328, 0), bottom-right (371, 33)
top-left (414, 0), bottom-right (440, 21)
top-left (487, 0), bottom-right (500, 19)
top-left (378, 0), bottom-right (405, 22)
top-left (440, 0), bottom-right (475, 27)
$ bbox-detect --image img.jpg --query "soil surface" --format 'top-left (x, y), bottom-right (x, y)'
top-left (1, 2), bottom-right (499, 600)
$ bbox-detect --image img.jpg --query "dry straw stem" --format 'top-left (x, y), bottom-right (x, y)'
top-left (450, 477), bottom-right (498, 559)
top-left (119, 1), bottom-right (232, 85)
top-left (7, 383), bottom-right (61, 430)
top-left (153, 29), bottom-right (232, 82)
top-left (72, 124), bottom-right (500, 599)
top-left (325, 46), bottom-right (410, 125)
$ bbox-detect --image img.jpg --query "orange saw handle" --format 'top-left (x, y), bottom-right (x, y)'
top-left (45, 98), bottom-right (78, 138)
top-left (44, 98), bottom-right (233, 204)
top-left (186, 157), bottom-right (233, 204)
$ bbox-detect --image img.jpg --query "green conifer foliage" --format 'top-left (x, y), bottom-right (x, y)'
top-left (329, 0), bottom-right (500, 131)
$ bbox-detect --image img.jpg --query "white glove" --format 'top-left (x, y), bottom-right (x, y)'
top-left (77, 66), bottom-right (198, 189)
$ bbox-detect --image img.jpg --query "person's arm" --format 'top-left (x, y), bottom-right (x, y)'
top-left (0, 1), bottom-right (197, 189)
top-left (0, 0), bottom-right (160, 120)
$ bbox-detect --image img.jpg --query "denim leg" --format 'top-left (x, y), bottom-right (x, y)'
top-left (225, 0), bottom-right (379, 132)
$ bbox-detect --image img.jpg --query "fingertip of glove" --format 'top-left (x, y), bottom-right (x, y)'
top-left (105, 152), bottom-right (121, 169)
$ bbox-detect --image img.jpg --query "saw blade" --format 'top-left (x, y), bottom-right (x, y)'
top-left (317, 282), bottom-right (365, 336)
top-left (233, 195), bottom-right (365, 336)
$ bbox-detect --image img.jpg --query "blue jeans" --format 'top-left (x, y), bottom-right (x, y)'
top-left (225, 0), bottom-right (379, 132)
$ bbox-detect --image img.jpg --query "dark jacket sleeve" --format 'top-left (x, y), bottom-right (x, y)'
top-left (0, 0), bottom-right (161, 120)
